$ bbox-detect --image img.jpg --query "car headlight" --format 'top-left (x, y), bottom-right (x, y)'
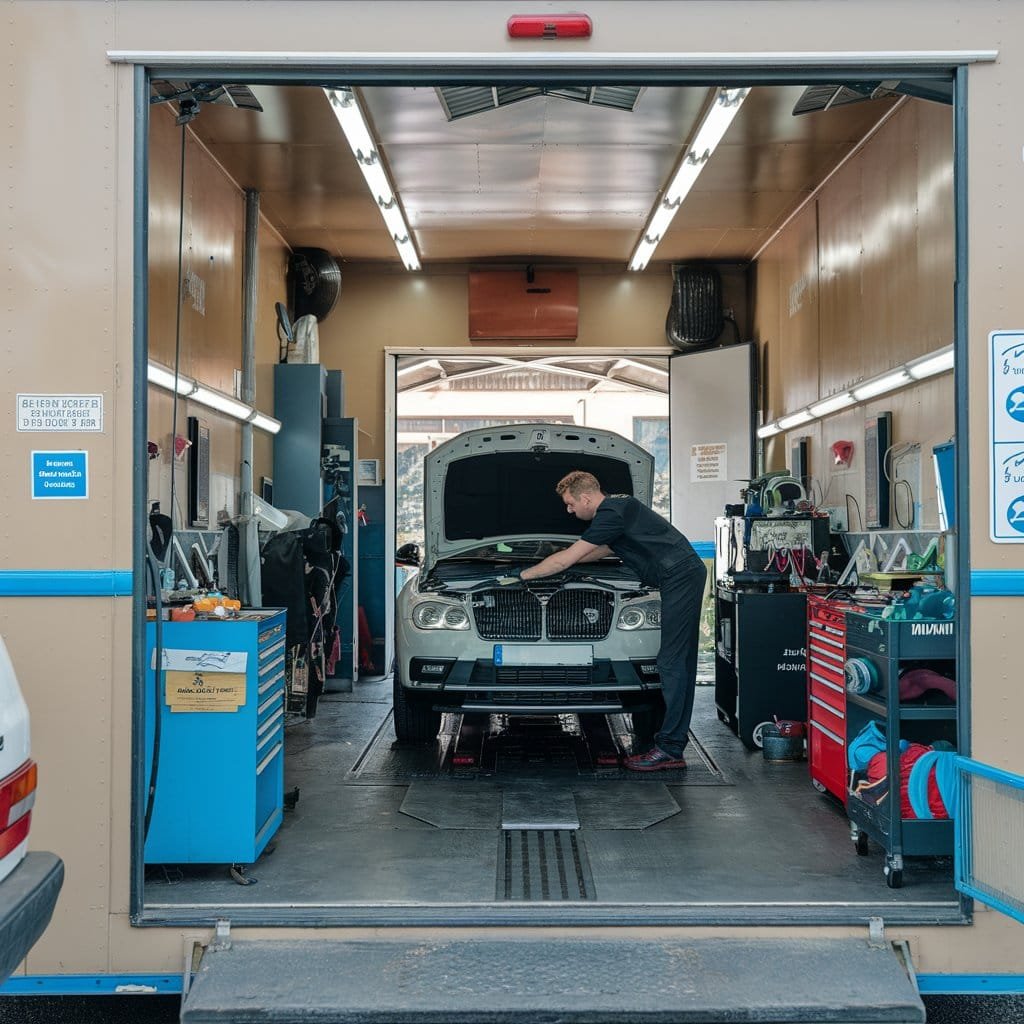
top-left (412, 600), bottom-right (470, 630)
top-left (616, 599), bottom-right (662, 630)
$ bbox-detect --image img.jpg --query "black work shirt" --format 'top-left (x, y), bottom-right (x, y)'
top-left (580, 495), bottom-right (699, 587)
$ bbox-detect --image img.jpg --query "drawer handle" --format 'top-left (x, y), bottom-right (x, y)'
top-left (808, 631), bottom-right (844, 650)
top-left (809, 671), bottom-right (844, 694)
top-left (810, 719), bottom-right (844, 745)
top-left (259, 655), bottom-right (286, 681)
top-left (258, 690), bottom-right (284, 716)
top-left (258, 670), bottom-right (285, 696)
top-left (257, 721), bottom-right (283, 752)
top-left (810, 694), bottom-right (845, 720)
top-left (809, 642), bottom-right (843, 661)
top-left (259, 639), bottom-right (287, 663)
top-left (257, 705), bottom-right (285, 737)
top-left (256, 741), bottom-right (283, 776)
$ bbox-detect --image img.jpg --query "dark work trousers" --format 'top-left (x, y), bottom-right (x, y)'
top-left (654, 557), bottom-right (708, 758)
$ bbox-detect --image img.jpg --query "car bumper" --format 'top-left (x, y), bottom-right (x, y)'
top-left (0, 852), bottom-right (64, 982)
top-left (404, 657), bottom-right (661, 714)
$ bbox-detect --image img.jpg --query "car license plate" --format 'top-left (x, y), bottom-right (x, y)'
top-left (493, 644), bottom-right (593, 667)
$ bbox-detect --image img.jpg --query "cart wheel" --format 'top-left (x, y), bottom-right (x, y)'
top-left (284, 787), bottom-right (300, 810)
top-left (855, 832), bottom-right (870, 856)
top-left (811, 779), bottom-right (827, 794)
top-left (751, 721), bottom-right (773, 749)
top-left (229, 865), bottom-right (258, 887)
top-left (883, 860), bottom-right (903, 889)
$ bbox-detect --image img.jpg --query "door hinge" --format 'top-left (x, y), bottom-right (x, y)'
top-left (867, 915), bottom-right (886, 949)
top-left (210, 918), bottom-right (232, 952)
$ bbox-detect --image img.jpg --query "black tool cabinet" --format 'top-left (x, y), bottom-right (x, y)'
top-left (714, 586), bottom-right (809, 749)
top-left (843, 612), bottom-right (957, 888)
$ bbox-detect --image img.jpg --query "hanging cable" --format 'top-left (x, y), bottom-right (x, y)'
top-left (145, 120), bottom-right (189, 843)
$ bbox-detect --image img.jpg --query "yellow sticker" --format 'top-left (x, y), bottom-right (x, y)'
top-left (165, 671), bottom-right (246, 712)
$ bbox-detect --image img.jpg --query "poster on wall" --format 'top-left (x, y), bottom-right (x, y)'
top-left (989, 329), bottom-right (1024, 542)
top-left (690, 442), bottom-right (728, 483)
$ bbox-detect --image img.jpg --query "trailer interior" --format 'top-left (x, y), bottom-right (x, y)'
top-left (139, 67), bottom-right (962, 927)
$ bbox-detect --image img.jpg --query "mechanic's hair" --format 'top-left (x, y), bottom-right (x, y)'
top-left (556, 470), bottom-right (604, 499)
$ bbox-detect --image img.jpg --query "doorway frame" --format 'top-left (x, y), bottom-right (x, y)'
top-left (128, 52), bottom-right (975, 928)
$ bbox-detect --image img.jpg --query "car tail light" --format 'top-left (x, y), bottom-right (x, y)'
top-left (0, 760), bottom-right (37, 858)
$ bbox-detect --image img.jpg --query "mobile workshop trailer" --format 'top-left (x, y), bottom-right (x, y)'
top-left (4, 1), bottom-right (1024, 1020)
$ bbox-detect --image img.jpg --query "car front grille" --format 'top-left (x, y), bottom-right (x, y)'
top-left (471, 587), bottom-right (613, 641)
top-left (472, 588), bottom-right (542, 640)
top-left (547, 589), bottom-right (613, 640)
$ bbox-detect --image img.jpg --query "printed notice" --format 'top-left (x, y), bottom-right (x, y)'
top-left (17, 394), bottom-right (103, 432)
top-left (165, 671), bottom-right (247, 713)
top-left (31, 451), bottom-right (88, 499)
top-left (690, 442), bottom-right (727, 483)
top-left (989, 330), bottom-right (1024, 541)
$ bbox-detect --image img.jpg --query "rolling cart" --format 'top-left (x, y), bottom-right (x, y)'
top-left (843, 611), bottom-right (957, 888)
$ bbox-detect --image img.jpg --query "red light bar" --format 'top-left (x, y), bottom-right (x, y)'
top-left (507, 14), bottom-right (592, 39)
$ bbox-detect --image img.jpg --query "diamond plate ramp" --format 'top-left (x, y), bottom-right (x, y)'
top-left (182, 937), bottom-right (925, 1022)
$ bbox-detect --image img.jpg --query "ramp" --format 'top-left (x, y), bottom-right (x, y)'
top-left (181, 936), bottom-right (925, 1022)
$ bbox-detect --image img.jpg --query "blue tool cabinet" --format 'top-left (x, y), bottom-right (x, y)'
top-left (143, 609), bottom-right (286, 865)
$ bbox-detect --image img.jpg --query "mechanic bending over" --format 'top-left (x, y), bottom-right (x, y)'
top-left (499, 470), bottom-right (708, 772)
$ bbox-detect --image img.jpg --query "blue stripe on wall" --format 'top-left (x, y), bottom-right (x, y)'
top-left (970, 570), bottom-right (1024, 596)
top-left (692, 541), bottom-right (715, 559)
top-left (917, 974), bottom-right (1024, 995)
top-left (0, 974), bottom-right (182, 995)
top-left (0, 571), bottom-right (133, 597)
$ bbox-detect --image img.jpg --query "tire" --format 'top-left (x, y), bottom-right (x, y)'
top-left (392, 673), bottom-right (441, 744)
top-left (855, 832), bottom-right (870, 856)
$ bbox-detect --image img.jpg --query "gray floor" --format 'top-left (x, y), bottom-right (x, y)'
top-left (145, 678), bottom-right (959, 913)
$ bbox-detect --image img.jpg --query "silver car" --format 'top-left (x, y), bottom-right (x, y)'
top-left (393, 423), bottom-right (664, 742)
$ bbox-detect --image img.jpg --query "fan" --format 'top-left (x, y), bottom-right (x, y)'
top-left (792, 78), bottom-right (953, 116)
top-left (150, 80), bottom-right (263, 125)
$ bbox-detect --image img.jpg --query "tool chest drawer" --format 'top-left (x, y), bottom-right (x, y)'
top-left (806, 596), bottom-right (859, 805)
top-left (143, 608), bottom-right (287, 866)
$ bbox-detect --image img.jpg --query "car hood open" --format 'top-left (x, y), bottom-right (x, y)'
top-left (423, 423), bottom-right (655, 565)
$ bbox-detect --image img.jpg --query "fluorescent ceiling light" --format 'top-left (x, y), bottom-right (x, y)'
top-left (248, 411), bottom-right (283, 435)
top-left (147, 360), bottom-right (280, 435)
top-left (325, 87), bottom-right (421, 271)
top-left (778, 409), bottom-right (815, 430)
top-left (809, 392), bottom-right (855, 417)
top-left (908, 346), bottom-right (954, 379)
top-left (852, 368), bottom-right (911, 401)
top-left (757, 422), bottom-right (782, 439)
top-left (629, 87), bottom-right (750, 272)
top-left (147, 361), bottom-right (195, 396)
top-left (191, 386), bottom-right (253, 420)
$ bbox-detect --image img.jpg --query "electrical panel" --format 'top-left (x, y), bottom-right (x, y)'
top-left (187, 416), bottom-right (210, 529)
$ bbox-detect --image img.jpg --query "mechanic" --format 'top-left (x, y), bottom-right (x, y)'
top-left (500, 470), bottom-right (707, 771)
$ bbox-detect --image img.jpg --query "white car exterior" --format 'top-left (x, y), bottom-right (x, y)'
top-left (393, 423), bottom-right (664, 742)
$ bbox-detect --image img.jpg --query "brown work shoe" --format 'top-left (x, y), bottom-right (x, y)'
top-left (624, 746), bottom-right (688, 772)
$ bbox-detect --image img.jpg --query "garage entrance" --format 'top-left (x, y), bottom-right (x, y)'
top-left (137, 60), bottom-right (966, 927)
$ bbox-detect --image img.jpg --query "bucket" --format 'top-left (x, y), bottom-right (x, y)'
top-left (762, 720), bottom-right (806, 762)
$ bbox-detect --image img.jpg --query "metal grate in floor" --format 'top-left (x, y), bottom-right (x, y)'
top-left (498, 829), bottom-right (595, 901)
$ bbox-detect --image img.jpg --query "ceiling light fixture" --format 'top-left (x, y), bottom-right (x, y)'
top-left (756, 344), bottom-right (954, 440)
top-left (325, 87), bottom-right (421, 271)
top-left (629, 86), bottom-right (751, 272)
top-left (147, 360), bottom-right (282, 435)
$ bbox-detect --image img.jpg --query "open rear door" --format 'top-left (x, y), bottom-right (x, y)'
top-left (956, 757), bottom-right (1024, 922)
top-left (669, 342), bottom-right (756, 546)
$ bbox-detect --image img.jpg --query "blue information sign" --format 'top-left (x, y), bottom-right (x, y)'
top-left (31, 451), bottom-right (88, 500)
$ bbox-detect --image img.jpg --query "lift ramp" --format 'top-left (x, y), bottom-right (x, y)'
top-left (181, 935), bottom-right (925, 1022)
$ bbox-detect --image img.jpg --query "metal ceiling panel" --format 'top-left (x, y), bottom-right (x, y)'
top-left (178, 80), bottom-right (904, 266)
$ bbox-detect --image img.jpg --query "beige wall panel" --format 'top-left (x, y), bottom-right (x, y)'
top-left (970, 598), bottom-right (1023, 772)
top-left (0, 600), bottom-right (115, 972)
top-left (318, 266), bottom-right (680, 461)
top-left (8, 0), bottom-right (1024, 979)
top-left (817, 158), bottom-right (867, 395)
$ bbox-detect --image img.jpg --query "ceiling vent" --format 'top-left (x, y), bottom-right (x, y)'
top-left (792, 79), bottom-right (953, 115)
top-left (436, 85), bottom-right (644, 121)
